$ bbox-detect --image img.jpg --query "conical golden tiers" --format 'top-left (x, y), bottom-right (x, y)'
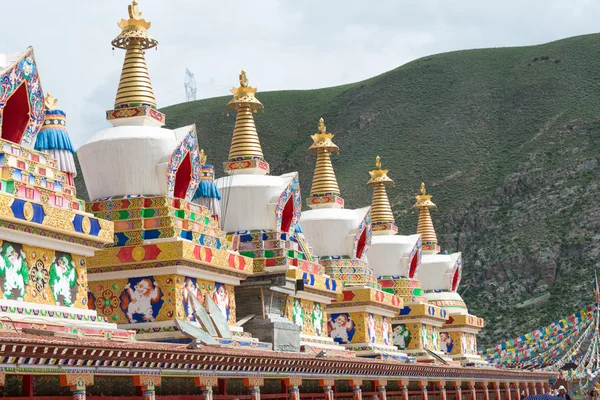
top-left (228, 105), bottom-right (265, 160)
top-left (413, 183), bottom-right (439, 252)
top-left (309, 118), bottom-right (341, 196)
top-left (307, 118), bottom-right (344, 208)
top-left (114, 41), bottom-right (157, 108)
top-left (310, 149), bottom-right (340, 196)
top-left (368, 156), bottom-right (396, 233)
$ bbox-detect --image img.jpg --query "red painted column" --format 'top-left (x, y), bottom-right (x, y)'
top-left (482, 381), bottom-right (490, 400)
top-left (399, 380), bottom-right (410, 400)
top-left (320, 379), bottom-right (335, 400)
top-left (350, 379), bottom-right (363, 400)
top-left (418, 380), bottom-right (428, 400)
top-left (23, 375), bottom-right (34, 398)
top-left (453, 381), bottom-right (462, 400)
top-left (437, 381), bottom-right (447, 400)
top-left (514, 383), bottom-right (521, 400)
top-left (529, 383), bottom-right (537, 396)
top-left (374, 379), bottom-right (387, 400)
top-left (467, 382), bottom-right (476, 400)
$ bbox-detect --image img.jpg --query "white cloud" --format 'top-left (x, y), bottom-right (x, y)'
top-left (1, 0), bottom-right (599, 148)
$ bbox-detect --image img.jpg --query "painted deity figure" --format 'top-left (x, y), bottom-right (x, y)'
top-left (460, 333), bottom-right (468, 354)
top-left (49, 253), bottom-right (77, 306)
top-left (182, 278), bottom-right (202, 320)
top-left (0, 243), bottom-right (29, 301)
top-left (440, 331), bottom-right (454, 353)
top-left (292, 298), bottom-right (305, 329)
top-left (212, 282), bottom-right (230, 321)
top-left (382, 316), bottom-right (390, 345)
top-left (392, 324), bottom-right (411, 349)
top-left (120, 278), bottom-right (162, 323)
top-left (431, 327), bottom-right (440, 352)
top-left (312, 302), bottom-right (324, 336)
top-left (421, 325), bottom-right (429, 349)
top-left (328, 313), bottom-right (355, 344)
top-left (367, 313), bottom-right (376, 343)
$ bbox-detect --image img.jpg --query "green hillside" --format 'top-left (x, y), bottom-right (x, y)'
top-left (78, 33), bottom-right (600, 347)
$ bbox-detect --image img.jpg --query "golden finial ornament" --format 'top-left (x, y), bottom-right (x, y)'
top-left (112, 0), bottom-right (158, 109)
top-left (368, 156), bottom-right (396, 230)
top-left (200, 149), bottom-right (207, 165)
top-left (308, 117), bottom-right (342, 203)
top-left (44, 93), bottom-right (59, 110)
top-left (413, 182), bottom-right (439, 253)
top-left (227, 69), bottom-right (263, 111)
top-left (224, 70), bottom-right (269, 174)
top-left (112, 0), bottom-right (157, 50)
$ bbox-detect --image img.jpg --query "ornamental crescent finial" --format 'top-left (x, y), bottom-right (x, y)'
top-left (375, 155), bottom-right (381, 170)
top-left (44, 92), bottom-right (59, 110)
top-left (420, 182), bottom-right (426, 195)
top-left (200, 149), bottom-right (207, 164)
top-left (129, 0), bottom-right (142, 19)
top-left (318, 117), bottom-right (326, 133)
top-left (240, 69), bottom-right (248, 88)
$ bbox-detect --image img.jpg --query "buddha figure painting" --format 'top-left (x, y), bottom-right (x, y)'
top-left (392, 324), bottom-right (411, 349)
top-left (312, 302), bottom-right (324, 336)
top-left (292, 298), bottom-right (305, 329)
top-left (119, 277), bottom-right (163, 323)
top-left (367, 313), bottom-right (376, 343)
top-left (0, 242), bottom-right (29, 301)
top-left (212, 282), bottom-right (230, 321)
top-left (182, 277), bottom-right (202, 321)
top-left (49, 252), bottom-right (77, 307)
top-left (328, 313), bottom-right (356, 344)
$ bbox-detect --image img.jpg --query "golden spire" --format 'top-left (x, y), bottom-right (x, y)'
top-left (368, 156), bottom-right (397, 234)
top-left (200, 149), bottom-right (207, 165)
top-left (413, 183), bottom-right (440, 253)
top-left (307, 118), bottom-right (344, 209)
top-left (112, 0), bottom-right (158, 109)
top-left (224, 70), bottom-right (269, 175)
top-left (44, 93), bottom-right (58, 110)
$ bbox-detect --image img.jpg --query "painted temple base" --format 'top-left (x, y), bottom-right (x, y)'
top-left (326, 286), bottom-right (409, 361)
top-left (392, 301), bottom-right (452, 364)
top-left (440, 313), bottom-right (486, 366)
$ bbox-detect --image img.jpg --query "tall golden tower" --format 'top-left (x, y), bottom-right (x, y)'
top-left (367, 156), bottom-right (397, 235)
top-left (306, 118), bottom-right (344, 209)
top-left (413, 183), bottom-right (440, 253)
top-left (107, 0), bottom-right (165, 126)
top-left (224, 70), bottom-right (269, 175)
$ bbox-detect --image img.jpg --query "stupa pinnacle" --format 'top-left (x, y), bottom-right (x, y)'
top-left (224, 69), bottom-right (269, 175)
top-left (107, 0), bottom-right (165, 127)
top-left (367, 156), bottom-right (397, 235)
top-left (307, 117), bottom-right (343, 209)
top-left (413, 182), bottom-right (440, 253)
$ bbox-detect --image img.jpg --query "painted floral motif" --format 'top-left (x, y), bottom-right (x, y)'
top-left (440, 331), bottom-right (454, 354)
top-left (28, 259), bottom-right (49, 299)
top-left (49, 252), bottom-right (77, 306)
top-left (431, 327), bottom-right (440, 351)
top-left (95, 289), bottom-right (120, 318)
top-left (292, 298), bottom-right (305, 329)
top-left (328, 313), bottom-right (355, 344)
top-left (212, 282), bottom-right (230, 321)
top-left (0, 242), bottom-right (29, 300)
top-left (392, 324), bottom-right (411, 349)
top-left (119, 277), bottom-right (163, 323)
top-left (312, 302), bottom-right (324, 336)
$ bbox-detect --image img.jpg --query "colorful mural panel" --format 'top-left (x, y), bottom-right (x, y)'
top-left (0, 241), bottom-right (87, 308)
top-left (180, 276), bottom-right (236, 325)
top-left (286, 297), bottom-right (326, 337)
top-left (328, 312), bottom-right (390, 345)
top-left (392, 324), bottom-right (411, 350)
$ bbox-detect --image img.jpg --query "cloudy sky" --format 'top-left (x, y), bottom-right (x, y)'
top-left (1, 0), bottom-right (598, 147)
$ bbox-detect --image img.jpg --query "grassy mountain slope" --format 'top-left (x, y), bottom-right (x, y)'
top-left (78, 33), bottom-right (600, 347)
